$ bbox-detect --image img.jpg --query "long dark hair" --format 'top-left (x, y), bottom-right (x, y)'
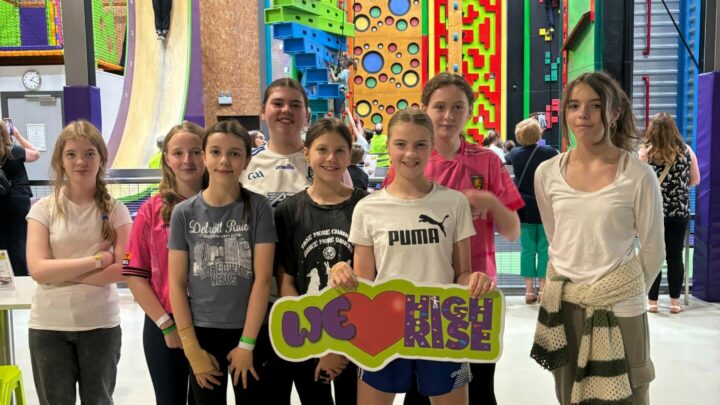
top-left (204, 120), bottom-right (253, 223)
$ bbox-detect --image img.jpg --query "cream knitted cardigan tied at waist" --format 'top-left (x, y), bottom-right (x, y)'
top-left (530, 256), bottom-right (645, 405)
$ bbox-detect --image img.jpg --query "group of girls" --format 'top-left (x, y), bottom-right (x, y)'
top-left (24, 70), bottom-right (679, 405)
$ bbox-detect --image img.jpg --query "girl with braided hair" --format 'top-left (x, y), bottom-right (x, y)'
top-left (26, 120), bottom-right (132, 404)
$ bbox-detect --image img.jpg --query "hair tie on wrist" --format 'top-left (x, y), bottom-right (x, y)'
top-left (101, 214), bottom-right (109, 220)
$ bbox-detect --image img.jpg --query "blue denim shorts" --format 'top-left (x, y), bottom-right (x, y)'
top-left (359, 359), bottom-right (472, 397)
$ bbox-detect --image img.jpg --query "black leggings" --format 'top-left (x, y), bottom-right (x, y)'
top-left (143, 316), bottom-right (193, 405)
top-left (191, 325), bottom-right (275, 405)
top-left (152, 0), bottom-right (172, 32)
top-left (403, 362), bottom-right (497, 404)
top-left (648, 217), bottom-right (689, 300)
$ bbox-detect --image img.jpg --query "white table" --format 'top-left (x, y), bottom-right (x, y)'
top-left (0, 276), bottom-right (34, 365)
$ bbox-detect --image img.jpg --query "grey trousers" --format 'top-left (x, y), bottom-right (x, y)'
top-left (552, 302), bottom-right (655, 405)
top-left (29, 326), bottom-right (122, 405)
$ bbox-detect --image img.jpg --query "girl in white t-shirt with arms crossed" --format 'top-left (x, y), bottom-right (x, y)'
top-left (26, 120), bottom-right (132, 404)
top-left (331, 108), bottom-right (495, 405)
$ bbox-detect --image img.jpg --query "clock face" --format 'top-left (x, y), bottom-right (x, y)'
top-left (22, 70), bottom-right (41, 90)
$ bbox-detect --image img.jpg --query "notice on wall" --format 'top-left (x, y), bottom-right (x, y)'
top-left (26, 123), bottom-right (46, 151)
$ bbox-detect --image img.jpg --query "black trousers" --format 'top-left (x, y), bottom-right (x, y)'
top-left (0, 194), bottom-right (30, 276)
top-left (648, 217), bottom-right (689, 300)
top-left (143, 316), bottom-right (194, 405)
top-left (152, 0), bottom-right (172, 33)
top-left (403, 362), bottom-right (497, 404)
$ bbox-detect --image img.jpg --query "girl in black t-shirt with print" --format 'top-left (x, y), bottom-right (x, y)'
top-left (274, 118), bottom-right (368, 404)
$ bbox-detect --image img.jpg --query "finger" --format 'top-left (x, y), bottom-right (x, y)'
top-left (232, 367), bottom-right (240, 386)
top-left (210, 354), bottom-right (220, 369)
top-left (208, 374), bottom-right (222, 386)
top-left (242, 369), bottom-right (248, 390)
top-left (250, 367), bottom-right (259, 382)
top-left (314, 363), bottom-right (321, 382)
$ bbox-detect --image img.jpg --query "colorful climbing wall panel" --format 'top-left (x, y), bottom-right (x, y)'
top-left (432, 0), bottom-right (504, 143)
top-left (351, 0), bottom-right (427, 126)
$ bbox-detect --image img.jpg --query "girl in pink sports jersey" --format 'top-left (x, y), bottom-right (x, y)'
top-left (123, 122), bottom-right (207, 404)
top-left (384, 72), bottom-right (523, 405)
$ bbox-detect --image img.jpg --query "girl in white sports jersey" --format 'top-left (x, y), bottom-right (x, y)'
top-left (331, 108), bottom-right (494, 405)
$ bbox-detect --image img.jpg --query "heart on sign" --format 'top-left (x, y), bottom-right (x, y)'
top-left (343, 291), bottom-right (406, 356)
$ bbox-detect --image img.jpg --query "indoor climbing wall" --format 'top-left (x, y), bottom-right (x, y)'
top-left (432, 0), bottom-right (504, 143)
top-left (351, 0), bottom-right (426, 126)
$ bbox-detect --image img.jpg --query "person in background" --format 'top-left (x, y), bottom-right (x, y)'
top-left (0, 120), bottom-right (39, 276)
top-left (123, 122), bottom-right (207, 405)
top-left (26, 120), bottom-right (132, 404)
top-left (508, 118), bottom-right (558, 304)
top-left (152, 0), bottom-right (172, 40)
top-left (368, 123), bottom-right (389, 168)
top-left (348, 144), bottom-right (369, 190)
top-left (503, 139), bottom-right (516, 164)
top-left (531, 71), bottom-right (664, 405)
top-left (328, 57), bottom-right (351, 119)
top-left (148, 135), bottom-right (165, 169)
top-left (482, 130), bottom-right (506, 161)
top-left (639, 112), bottom-right (700, 314)
top-left (249, 130), bottom-right (267, 149)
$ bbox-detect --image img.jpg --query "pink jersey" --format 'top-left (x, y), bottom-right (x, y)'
top-left (384, 139), bottom-right (524, 279)
top-left (122, 195), bottom-right (173, 313)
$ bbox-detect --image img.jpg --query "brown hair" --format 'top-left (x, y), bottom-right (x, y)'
top-left (262, 78), bottom-right (309, 111)
top-left (515, 118), bottom-right (543, 146)
top-left (644, 112), bottom-right (687, 165)
top-left (204, 120), bottom-right (253, 223)
top-left (158, 122), bottom-right (207, 223)
top-left (350, 144), bottom-right (365, 166)
top-left (304, 117), bottom-right (353, 150)
top-left (482, 130), bottom-right (500, 146)
top-left (560, 71), bottom-right (639, 151)
top-left (50, 120), bottom-right (115, 243)
top-left (387, 107), bottom-right (435, 141)
top-left (421, 72), bottom-right (475, 107)
top-left (0, 120), bottom-right (11, 164)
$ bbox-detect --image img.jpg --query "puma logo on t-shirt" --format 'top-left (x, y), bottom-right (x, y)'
top-left (388, 214), bottom-right (449, 246)
top-left (418, 214), bottom-right (450, 237)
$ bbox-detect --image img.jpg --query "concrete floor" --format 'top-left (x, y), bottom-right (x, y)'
top-left (10, 289), bottom-right (720, 404)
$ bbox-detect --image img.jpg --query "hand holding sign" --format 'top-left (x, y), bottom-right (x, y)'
top-left (329, 261), bottom-right (358, 291)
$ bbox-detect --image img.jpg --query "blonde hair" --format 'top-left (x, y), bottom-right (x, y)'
top-left (387, 107), bottom-right (434, 141)
top-left (515, 118), bottom-right (543, 146)
top-left (51, 120), bottom-right (115, 243)
top-left (644, 112), bottom-right (686, 166)
top-left (560, 71), bottom-right (640, 151)
top-left (158, 122), bottom-right (207, 223)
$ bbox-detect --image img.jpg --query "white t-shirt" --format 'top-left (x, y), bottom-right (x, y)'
top-left (26, 194), bottom-right (132, 331)
top-left (349, 183), bottom-right (476, 284)
top-left (241, 145), bottom-right (312, 208)
top-left (534, 151), bottom-right (665, 317)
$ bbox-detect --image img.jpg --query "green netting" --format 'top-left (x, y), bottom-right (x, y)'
top-left (92, 0), bottom-right (119, 65)
top-left (0, 1), bottom-right (21, 47)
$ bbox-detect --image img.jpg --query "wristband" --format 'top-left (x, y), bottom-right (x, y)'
top-left (94, 254), bottom-right (103, 269)
top-left (237, 341), bottom-right (255, 351)
top-left (161, 323), bottom-right (177, 335)
top-left (155, 313), bottom-right (171, 328)
top-left (240, 335), bottom-right (256, 345)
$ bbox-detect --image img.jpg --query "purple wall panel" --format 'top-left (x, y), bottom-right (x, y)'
top-left (692, 72), bottom-right (720, 302)
top-left (63, 86), bottom-right (102, 131)
top-left (183, 0), bottom-right (205, 127)
top-left (20, 8), bottom-right (48, 46)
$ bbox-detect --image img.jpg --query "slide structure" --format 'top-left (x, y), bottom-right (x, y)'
top-left (107, 0), bottom-right (192, 168)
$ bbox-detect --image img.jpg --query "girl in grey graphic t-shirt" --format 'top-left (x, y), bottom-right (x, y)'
top-left (168, 121), bottom-right (277, 404)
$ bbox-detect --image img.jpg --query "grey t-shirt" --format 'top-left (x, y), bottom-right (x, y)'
top-left (168, 191), bottom-right (277, 329)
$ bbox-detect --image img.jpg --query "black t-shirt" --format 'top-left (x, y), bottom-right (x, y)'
top-left (347, 165), bottom-right (368, 190)
top-left (509, 144), bottom-right (558, 223)
top-left (274, 188), bottom-right (368, 295)
top-left (1, 145), bottom-right (32, 196)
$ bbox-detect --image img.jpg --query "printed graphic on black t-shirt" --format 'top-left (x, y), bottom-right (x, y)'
top-left (388, 214), bottom-right (449, 246)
